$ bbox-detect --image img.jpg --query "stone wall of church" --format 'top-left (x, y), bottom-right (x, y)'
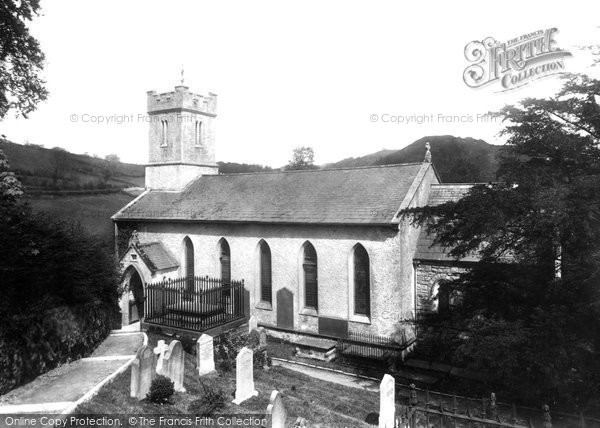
top-left (132, 222), bottom-right (409, 337)
top-left (415, 261), bottom-right (468, 313)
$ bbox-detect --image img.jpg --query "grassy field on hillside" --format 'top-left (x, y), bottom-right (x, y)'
top-left (26, 191), bottom-right (137, 240)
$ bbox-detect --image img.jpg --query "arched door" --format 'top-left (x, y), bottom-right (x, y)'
top-left (123, 266), bottom-right (144, 323)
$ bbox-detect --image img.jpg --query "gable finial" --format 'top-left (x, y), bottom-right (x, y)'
top-left (424, 142), bottom-right (432, 163)
top-left (129, 230), bottom-right (140, 247)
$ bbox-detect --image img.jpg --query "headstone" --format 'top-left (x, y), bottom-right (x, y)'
top-left (257, 327), bottom-right (268, 349)
top-left (130, 345), bottom-right (156, 400)
top-left (232, 346), bottom-right (258, 405)
top-left (266, 390), bottom-right (286, 428)
top-left (196, 334), bottom-right (216, 376)
top-left (379, 374), bottom-right (395, 428)
top-left (154, 340), bottom-right (169, 375)
top-left (164, 340), bottom-right (185, 392)
top-left (248, 316), bottom-right (258, 333)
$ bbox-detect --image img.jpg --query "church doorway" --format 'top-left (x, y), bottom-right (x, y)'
top-left (122, 266), bottom-right (145, 324)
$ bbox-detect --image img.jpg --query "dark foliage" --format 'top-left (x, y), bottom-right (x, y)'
top-left (401, 75), bottom-right (600, 412)
top-left (214, 330), bottom-right (270, 372)
top-left (147, 375), bottom-right (174, 404)
top-left (0, 149), bottom-right (121, 394)
top-left (0, 0), bottom-right (48, 118)
top-left (217, 161), bottom-right (273, 174)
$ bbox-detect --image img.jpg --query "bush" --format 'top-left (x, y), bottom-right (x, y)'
top-left (213, 331), bottom-right (270, 372)
top-left (254, 348), bottom-right (271, 370)
top-left (188, 380), bottom-right (226, 414)
top-left (0, 195), bottom-right (121, 395)
top-left (179, 335), bottom-right (197, 356)
top-left (147, 375), bottom-right (174, 404)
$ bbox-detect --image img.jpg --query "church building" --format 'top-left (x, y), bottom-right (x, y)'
top-left (112, 85), bottom-right (476, 342)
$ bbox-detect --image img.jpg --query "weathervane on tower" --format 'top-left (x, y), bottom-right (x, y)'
top-left (180, 65), bottom-right (185, 86)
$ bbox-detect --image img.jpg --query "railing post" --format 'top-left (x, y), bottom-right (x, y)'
top-left (488, 393), bottom-right (498, 421)
top-left (409, 384), bottom-right (418, 407)
top-left (542, 404), bottom-right (552, 428)
top-left (579, 412), bottom-right (586, 428)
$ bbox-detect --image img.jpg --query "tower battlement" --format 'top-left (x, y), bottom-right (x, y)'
top-left (147, 86), bottom-right (217, 116)
top-left (145, 84), bottom-right (218, 191)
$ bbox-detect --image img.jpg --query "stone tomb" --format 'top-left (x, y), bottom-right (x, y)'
top-left (130, 344), bottom-right (156, 400)
top-left (164, 340), bottom-right (186, 392)
top-left (379, 374), bottom-right (395, 428)
top-left (232, 346), bottom-right (258, 405)
top-left (266, 390), bottom-right (286, 428)
top-left (196, 333), bottom-right (216, 376)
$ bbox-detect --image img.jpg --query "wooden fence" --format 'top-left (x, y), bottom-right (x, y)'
top-left (144, 276), bottom-right (245, 332)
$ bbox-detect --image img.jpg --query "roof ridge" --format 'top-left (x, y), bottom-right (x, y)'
top-left (210, 162), bottom-right (425, 177)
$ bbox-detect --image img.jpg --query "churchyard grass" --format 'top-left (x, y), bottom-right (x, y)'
top-left (74, 340), bottom-right (379, 427)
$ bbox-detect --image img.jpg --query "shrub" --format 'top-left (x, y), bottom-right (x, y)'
top-left (147, 375), bottom-right (174, 404)
top-left (213, 331), bottom-right (271, 372)
top-left (188, 380), bottom-right (226, 414)
top-left (247, 329), bottom-right (260, 349)
top-left (253, 349), bottom-right (272, 370)
top-left (179, 335), bottom-right (197, 356)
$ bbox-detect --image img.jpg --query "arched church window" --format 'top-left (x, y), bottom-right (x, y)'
top-left (302, 242), bottom-right (318, 310)
top-left (258, 240), bottom-right (272, 304)
top-left (431, 280), bottom-right (450, 314)
top-left (353, 244), bottom-right (370, 317)
top-left (161, 120), bottom-right (169, 147)
top-left (195, 121), bottom-right (202, 147)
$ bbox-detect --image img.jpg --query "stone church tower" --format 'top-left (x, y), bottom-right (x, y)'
top-left (145, 85), bottom-right (219, 190)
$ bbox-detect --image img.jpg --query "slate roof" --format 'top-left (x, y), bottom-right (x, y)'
top-left (414, 184), bottom-right (480, 263)
top-left (113, 163), bottom-right (429, 225)
top-left (136, 242), bottom-right (179, 272)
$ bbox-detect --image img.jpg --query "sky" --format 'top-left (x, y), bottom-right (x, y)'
top-left (1, 0), bottom-right (599, 166)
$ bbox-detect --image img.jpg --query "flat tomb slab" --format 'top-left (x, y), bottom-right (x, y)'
top-left (293, 337), bottom-right (337, 362)
top-left (293, 337), bottom-right (337, 351)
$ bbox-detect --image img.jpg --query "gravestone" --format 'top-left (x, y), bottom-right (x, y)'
top-left (248, 316), bottom-right (258, 333)
top-left (196, 334), bottom-right (216, 376)
top-left (130, 345), bottom-right (156, 400)
top-left (232, 347), bottom-right (258, 405)
top-left (276, 288), bottom-right (294, 330)
top-left (379, 374), bottom-right (395, 428)
top-left (154, 340), bottom-right (169, 375)
top-left (164, 340), bottom-right (185, 392)
top-left (266, 390), bottom-right (286, 428)
top-left (257, 327), bottom-right (268, 349)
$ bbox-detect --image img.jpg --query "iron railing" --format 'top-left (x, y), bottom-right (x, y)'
top-left (144, 276), bottom-right (245, 332)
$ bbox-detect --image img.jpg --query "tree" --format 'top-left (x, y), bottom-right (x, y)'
top-left (287, 146), bottom-right (318, 170)
top-left (0, 0), bottom-right (48, 118)
top-left (402, 74), bottom-right (600, 411)
top-left (104, 154), bottom-right (120, 163)
top-left (0, 145), bottom-right (23, 203)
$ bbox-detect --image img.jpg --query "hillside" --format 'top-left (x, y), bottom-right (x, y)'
top-left (0, 139), bottom-right (145, 191)
top-left (327, 136), bottom-right (500, 183)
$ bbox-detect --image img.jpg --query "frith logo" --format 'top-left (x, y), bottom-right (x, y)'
top-left (463, 28), bottom-right (572, 91)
